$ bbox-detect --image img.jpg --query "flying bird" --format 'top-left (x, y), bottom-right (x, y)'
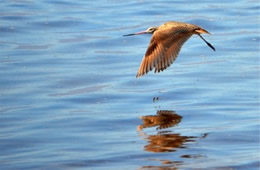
top-left (124, 21), bottom-right (215, 78)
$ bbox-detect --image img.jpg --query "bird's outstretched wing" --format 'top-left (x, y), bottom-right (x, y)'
top-left (136, 29), bottom-right (192, 78)
top-left (136, 36), bottom-right (164, 78)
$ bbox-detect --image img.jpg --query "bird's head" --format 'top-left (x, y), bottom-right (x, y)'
top-left (123, 26), bottom-right (157, 36)
top-left (145, 26), bottom-right (157, 34)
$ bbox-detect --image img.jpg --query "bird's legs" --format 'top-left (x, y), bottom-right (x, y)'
top-left (198, 34), bottom-right (216, 51)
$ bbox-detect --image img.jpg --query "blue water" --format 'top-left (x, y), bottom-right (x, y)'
top-left (0, 0), bottom-right (259, 169)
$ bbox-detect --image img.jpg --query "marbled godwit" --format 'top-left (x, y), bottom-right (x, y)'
top-left (124, 21), bottom-right (215, 78)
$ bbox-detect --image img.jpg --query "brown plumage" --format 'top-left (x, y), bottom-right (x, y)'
top-left (124, 21), bottom-right (215, 78)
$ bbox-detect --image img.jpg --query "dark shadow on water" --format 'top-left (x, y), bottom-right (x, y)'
top-left (138, 110), bottom-right (208, 169)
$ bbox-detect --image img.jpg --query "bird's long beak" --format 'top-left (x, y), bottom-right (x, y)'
top-left (123, 31), bottom-right (147, 36)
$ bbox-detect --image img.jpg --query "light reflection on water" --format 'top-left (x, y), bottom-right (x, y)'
top-left (0, 0), bottom-right (259, 169)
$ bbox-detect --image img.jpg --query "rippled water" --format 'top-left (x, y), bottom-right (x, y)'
top-left (1, 0), bottom-right (259, 169)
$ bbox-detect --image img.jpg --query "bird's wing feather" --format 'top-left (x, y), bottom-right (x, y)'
top-left (155, 33), bottom-right (191, 73)
top-left (136, 29), bottom-right (192, 77)
top-left (136, 36), bottom-right (164, 78)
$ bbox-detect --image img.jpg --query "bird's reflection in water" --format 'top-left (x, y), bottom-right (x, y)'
top-left (138, 110), bottom-right (182, 131)
top-left (143, 132), bottom-right (197, 153)
top-left (138, 110), bottom-right (208, 169)
top-left (138, 110), bottom-right (197, 153)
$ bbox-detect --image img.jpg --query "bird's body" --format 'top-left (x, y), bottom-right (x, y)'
top-left (124, 21), bottom-right (215, 78)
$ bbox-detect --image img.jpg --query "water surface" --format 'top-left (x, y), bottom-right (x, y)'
top-left (0, 0), bottom-right (259, 169)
